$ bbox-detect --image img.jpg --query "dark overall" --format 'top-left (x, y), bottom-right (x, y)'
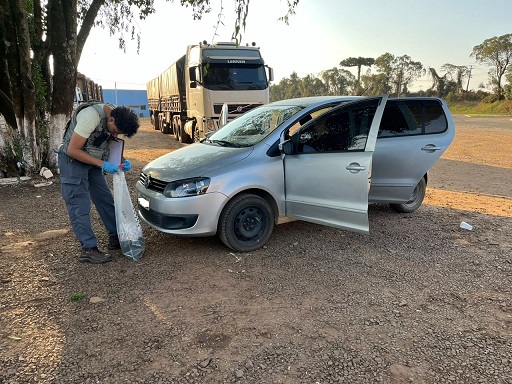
top-left (58, 104), bottom-right (117, 249)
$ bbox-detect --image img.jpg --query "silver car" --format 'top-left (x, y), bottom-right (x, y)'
top-left (136, 95), bottom-right (455, 252)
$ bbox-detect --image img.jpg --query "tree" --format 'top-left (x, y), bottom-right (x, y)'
top-left (321, 67), bottom-right (355, 95)
top-left (339, 57), bottom-right (374, 95)
top-left (0, 0), bottom-right (300, 175)
top-left (428, 68), bottom-right (449, 97)
top-left (373, 53), bottom-right (424, 97)
top-left (471, 34), bottom-right (512, 100)
top-left (440, 63), bottom-right (469, 93)
top-left (300, 74), bottom-right (328, 96)
top-left (360, 72), bottom-right (391, 96)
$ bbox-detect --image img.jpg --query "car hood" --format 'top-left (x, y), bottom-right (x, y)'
top-left (141, 143), bottom-right (253, 181)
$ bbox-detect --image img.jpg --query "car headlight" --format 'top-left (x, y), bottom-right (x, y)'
top-left (163, 177), bottom-right (210, 198)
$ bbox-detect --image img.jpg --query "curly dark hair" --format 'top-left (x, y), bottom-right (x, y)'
top-left (111, 106), bottom-right (140, 137)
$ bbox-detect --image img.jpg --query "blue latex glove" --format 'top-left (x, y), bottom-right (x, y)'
top-left (101, 161), bottom-right (120, 174)
top-left (121, 159), bottom-right (131, 172)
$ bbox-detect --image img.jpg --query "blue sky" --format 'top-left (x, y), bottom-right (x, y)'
top-left (78, 0), bottom-right (512, 92)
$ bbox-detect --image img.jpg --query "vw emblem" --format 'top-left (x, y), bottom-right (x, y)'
top-left (236, 106), bottom-right (243, 112)
top-left (144, 175), bottom-right (151, 188)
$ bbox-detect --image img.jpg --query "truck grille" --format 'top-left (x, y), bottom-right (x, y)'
top-left (213, 103), bottom-right (261, 115)
top-left (139, 172), bottom-right (168, 193)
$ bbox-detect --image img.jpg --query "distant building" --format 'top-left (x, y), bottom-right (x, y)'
top-left (102, 89), bottom-right (149, 117)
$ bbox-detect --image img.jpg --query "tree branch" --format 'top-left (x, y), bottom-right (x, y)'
top-left (77, 0), bottom-right (105, 62)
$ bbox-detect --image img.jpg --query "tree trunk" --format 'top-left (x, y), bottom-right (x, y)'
top-left (47, 0), bottom-right (79, 168)
top-left (1, 0), bottom-right (39, 173)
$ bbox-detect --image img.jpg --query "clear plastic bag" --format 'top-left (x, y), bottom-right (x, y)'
top-left (113, 171), bottom-right (145, 260)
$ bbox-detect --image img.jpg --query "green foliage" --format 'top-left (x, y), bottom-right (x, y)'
top-left (69, 292), bottom-right (86, 301)
top-left (321, 67), bottom-right (355, 95)
top-left (373, 53), bottom-right (425, 97)
top-left (0, 132), bottom-right (26, 177)
top-left (446, 99), bottom-right (512, 115)
top-left (32, 63), bottom-right (48, 112)
top-left (471, 34), bottom-right (512, 99)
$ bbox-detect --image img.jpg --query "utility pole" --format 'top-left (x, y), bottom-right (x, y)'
top-left (466, 65), bottom-right (473, 92)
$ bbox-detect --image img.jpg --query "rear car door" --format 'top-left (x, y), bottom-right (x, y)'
top-left (369, 99), bottom-right (455, 202)
top-left (281, 95), bottom-right (388, 234)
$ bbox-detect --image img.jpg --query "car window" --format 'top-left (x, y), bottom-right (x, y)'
top-left (208, 104), bottom-right (303, 147)
top-left (378, 100), bottom-right (447, 137)
top-left (294, 101), bottom-right (378, 153)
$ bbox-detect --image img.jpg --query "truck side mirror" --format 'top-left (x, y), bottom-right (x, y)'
top-left (189, 81), bottom-right (197, 89)
top-left (189, 67), bottom-right (196, 82)
top-left (267, 66), bottom-right (274, 82)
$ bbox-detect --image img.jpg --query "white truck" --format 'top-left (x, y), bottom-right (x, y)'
top-left (146, 41), bottom-right (273, 143)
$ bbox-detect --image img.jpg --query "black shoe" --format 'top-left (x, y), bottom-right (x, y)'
top-left (79, 247), bottom-right (112, 264)
top-left (108, 235), bottom-right (121, 250)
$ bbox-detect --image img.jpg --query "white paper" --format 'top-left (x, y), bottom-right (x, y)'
top-left (108, 138), bottom-right (124, 165)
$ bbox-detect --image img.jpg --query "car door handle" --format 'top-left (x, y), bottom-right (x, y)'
top-left (421, 144), bottom-right (442, 153)
top-left (346, 163), bottom-right (366, 173)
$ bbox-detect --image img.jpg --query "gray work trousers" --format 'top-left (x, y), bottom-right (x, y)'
top-left (58, 152), bottom-right (117, 249)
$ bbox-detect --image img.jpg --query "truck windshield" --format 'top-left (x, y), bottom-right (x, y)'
top-left (205, 105), bottom-right (303, 147)
top-left (203, 64), bottom-right (268, 90)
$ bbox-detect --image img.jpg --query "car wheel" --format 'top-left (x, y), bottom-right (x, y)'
top-left (390, 177), bottom-right (427, 213)
top-left (218, 194), bottom-right (275, 252)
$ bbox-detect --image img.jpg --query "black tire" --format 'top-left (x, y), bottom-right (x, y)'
top-left (174, 120), bottom-right (181, 142)
top-left (218, 194), bottom-right (275, 252)
top-left (172, 120), bottom-right (179, 141)
top-left (390, 177), bottom-right (427, 213)
top-left (152, 113), bottom-right (160, 131)
top-left (161, 121), bottom-right (171, 134)
top-left (179, 121), bottom-right (190, 143)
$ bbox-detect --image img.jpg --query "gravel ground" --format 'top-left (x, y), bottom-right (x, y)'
top-left (0, 116), bottom-right (511, 383)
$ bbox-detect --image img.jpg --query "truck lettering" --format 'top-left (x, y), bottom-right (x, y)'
top-left (227, 60), bottom-right (246, 64)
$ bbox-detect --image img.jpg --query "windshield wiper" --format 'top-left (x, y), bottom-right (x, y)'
top-left (207, 139), bottom-right (243, 148)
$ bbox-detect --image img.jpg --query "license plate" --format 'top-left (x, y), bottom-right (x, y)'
top-left (138, 197), bottom-right (150, 209)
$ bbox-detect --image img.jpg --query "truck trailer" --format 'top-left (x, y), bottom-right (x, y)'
top-left (147, 41), bottom-right (273, 143)
top-left (74, 72), bottom-right (103, 108)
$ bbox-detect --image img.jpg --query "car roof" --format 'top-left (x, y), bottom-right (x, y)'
top-left (267, 96), bottom-right (361, 108)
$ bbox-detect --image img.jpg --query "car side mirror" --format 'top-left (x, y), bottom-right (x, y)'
top-left (279, 139), bottom-right (294, 155)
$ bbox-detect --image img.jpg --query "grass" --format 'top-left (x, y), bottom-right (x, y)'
top-left (447, 100), bottom-right (512, 115)
top-left (69, 292), bottom-right (86, 301)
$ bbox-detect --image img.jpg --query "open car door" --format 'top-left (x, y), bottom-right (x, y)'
top-left (281, 95), bottom-right (388, 234)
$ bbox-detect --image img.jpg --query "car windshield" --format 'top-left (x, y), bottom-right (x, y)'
top-left (205, 105), bottom-right (304, 147)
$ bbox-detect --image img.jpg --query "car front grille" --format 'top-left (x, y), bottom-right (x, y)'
top-left (139, 172), bottom-right (168, 193)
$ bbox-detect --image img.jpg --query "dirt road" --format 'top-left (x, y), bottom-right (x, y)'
top-left (0, 115), bottom-right (511, 383)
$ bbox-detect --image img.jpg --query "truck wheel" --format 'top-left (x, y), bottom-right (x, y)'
top-left (173, 120), bottom-right (180, 141)
top-left (153, 114), bottom-right (160, 131)
top-left (161, 121), bottom-right (171, 134)
top-left (179, 123), bottom-right (190, 143)
top-left (390, 178), bottom-right (427, 213)
top-left (218, 194), bottom-right (275, 252)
